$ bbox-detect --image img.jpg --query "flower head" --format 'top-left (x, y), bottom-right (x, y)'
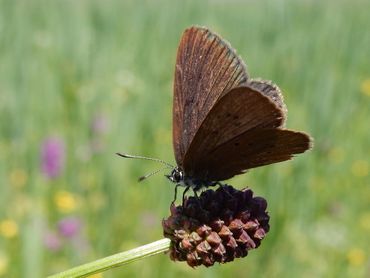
top-left (162, 185), bottom-right (270, 267)
top-left (54, 191), bottom-right (78, 213)
top-left (91, 114), bottom-right (109, 135)
top-left (0, 253), bottom-right (8, 276)
top-left (43, 231), bottom-right (62, 251)
top-left (9, 168), bottom-right (28, 188)
top-left (58, 217), bottom-right (82, 238)
top-left (361, 79), bottom-right (370, 97)
top-left (41, 136), bottom-right (65, 179)
top-left (347, 248), bottom-right (366, 267)
top-left (0, 219), bottom-right (18, 239)
top-left (90, 114), bottom-right (109, 153)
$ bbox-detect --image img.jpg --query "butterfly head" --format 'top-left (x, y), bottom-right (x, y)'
top-left (166, 167), bottom-right (184, 184)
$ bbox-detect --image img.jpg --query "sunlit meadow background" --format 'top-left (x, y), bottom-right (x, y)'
top-left (0, 0), bottom-right (369, 277)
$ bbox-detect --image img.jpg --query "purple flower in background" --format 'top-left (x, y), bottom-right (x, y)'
top-left (90, 114), bottom-right (109, 153)
top-left (58, 217), bottom-right (82, 238)
top-left (41, 136), bottom-right (65, 179)
top-left (91, 113), bottom-right (109, 135)
top-left (43, 231), bottom-right (62, 251)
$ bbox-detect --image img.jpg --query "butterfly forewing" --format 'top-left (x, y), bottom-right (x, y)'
top-left (173, 26), bottom-right (249, 167)
top-left (183, 85), bottom-right (311, 181)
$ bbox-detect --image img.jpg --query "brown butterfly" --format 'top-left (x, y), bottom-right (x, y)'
top-left (118, 26), bottom-right (312, 199)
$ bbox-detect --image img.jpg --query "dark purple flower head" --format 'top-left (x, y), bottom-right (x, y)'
top-left (163, 185), bottom-right (270, 267)
top-left (41, 136), bottom-right (65, 179)
top-left (58, 217), bottom-right (82, 238)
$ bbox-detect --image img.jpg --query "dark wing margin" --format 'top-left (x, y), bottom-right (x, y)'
top-left (173, 26), bottom-right (249, 166)
top-left (183, 85), bottom-right (312, 181)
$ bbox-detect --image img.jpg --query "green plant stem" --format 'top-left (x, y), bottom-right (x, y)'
top-left (48, 238), bottom-right (171, 278)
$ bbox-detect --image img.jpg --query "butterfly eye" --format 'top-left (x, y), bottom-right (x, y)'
top-left (171, 169), bottom-right (183, 183)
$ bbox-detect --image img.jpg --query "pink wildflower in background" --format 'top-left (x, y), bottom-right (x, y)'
top-left (90, 114), bottom-right (109, 153)
top-left (43, 231), bottom-right (62, 252)
top-left (91, 113), bottom-right (109, 136)
top-left (41, 137), bottom-right (65, 179)
top-left (58, 217), bottom-right (82, 238)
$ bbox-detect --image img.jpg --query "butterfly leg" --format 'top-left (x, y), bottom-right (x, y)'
top-left (193, 188), bottom-right (199, 199)
top-left (217, 182), bottom-right (234, 198)
top-left (193, 188), bottom-right (204, 207)
top-left (172, 184), bottom-right (181, 205)
top-left (215, 181), bottom-right (223, 187)
top-left (208, 181), bottom-right (218, 188)
top-left (182, 186), bottom-right (191, 206)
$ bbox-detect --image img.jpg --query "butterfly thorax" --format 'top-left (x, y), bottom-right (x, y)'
top-left (166, 167), bottom-right (215, 191)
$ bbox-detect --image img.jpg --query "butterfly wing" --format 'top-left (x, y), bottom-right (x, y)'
top-left (187, 128), bottom-right (311, 181)
top-left (247, 79), bottom-right (287, 124)
top-left (173, 26), bottom-right (249, 167)
top-left (183, 86), bottom-right (311, 181)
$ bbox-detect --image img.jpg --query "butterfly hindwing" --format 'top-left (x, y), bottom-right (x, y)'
top-left (183, 85), bottom-right (311, 181)
top-left (173, 26), bottom-right (249, 167)
top-left (247, 79), bottom-right (287, 124)
top-left (189, 128), bottom-right (311, 181)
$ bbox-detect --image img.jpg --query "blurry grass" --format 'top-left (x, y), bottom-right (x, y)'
top-left (0, 0), bottom-right (370, 277)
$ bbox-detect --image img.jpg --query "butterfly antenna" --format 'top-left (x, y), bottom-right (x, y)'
top-left (138, 166), bottom-right (172, 182)
top-left (116, 153), bottom-right (174, 168)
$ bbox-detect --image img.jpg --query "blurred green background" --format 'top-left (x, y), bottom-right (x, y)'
top-left (1, 0), bottom-right (369, 277)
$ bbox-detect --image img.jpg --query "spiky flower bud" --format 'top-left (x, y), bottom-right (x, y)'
top-left (162, 185), bottom-right (270, 267)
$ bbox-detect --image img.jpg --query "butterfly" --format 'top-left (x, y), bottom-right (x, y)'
top-left (118, 26), bottom-right (312, 200)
